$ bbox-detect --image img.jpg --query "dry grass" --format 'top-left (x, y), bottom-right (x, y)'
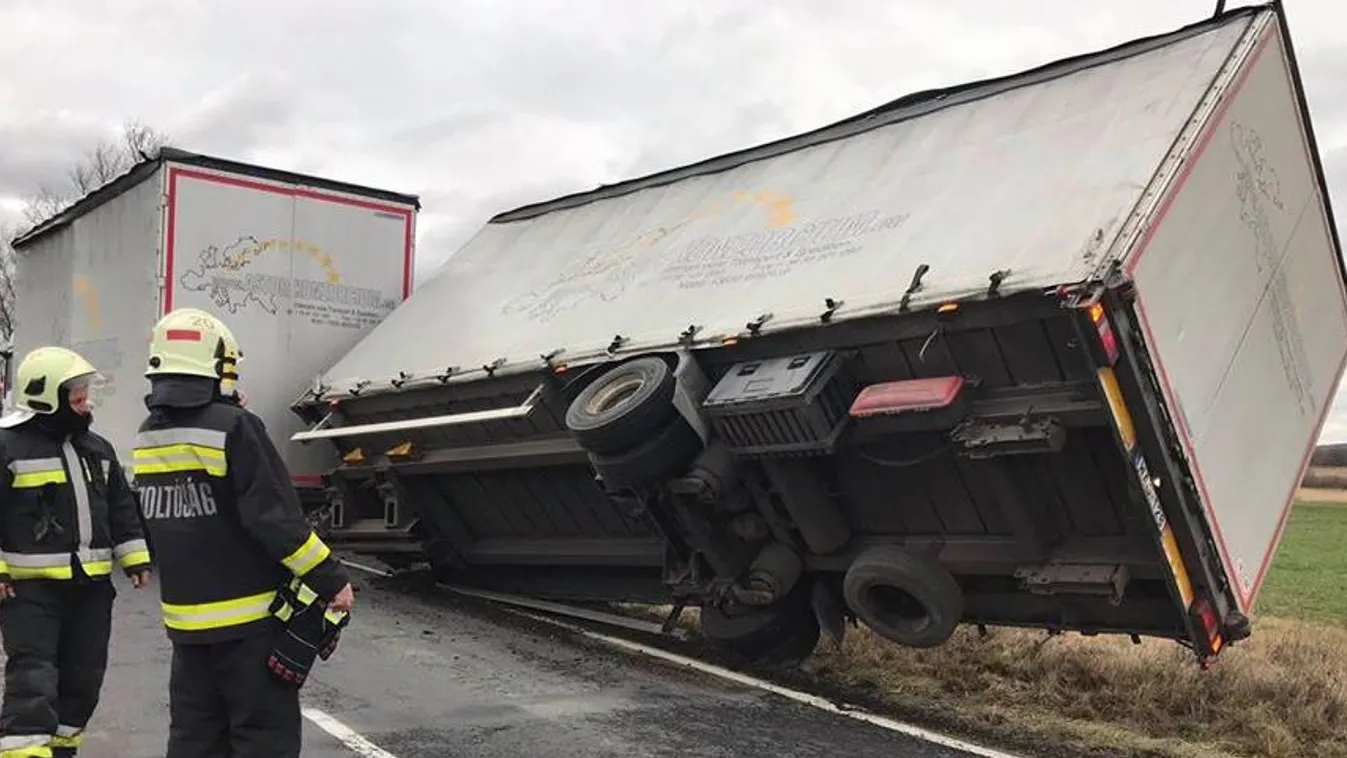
top-left (616, 606), bottom-right (1347, 758)
top-left (615, 500), bottom-right (1347, 758)
top-left (1300, 466), bottom-right (1347, 490)
top-left (804, 616), bottom-right (1347, 758)
top-left (1296, 486), bottom-right (1347, 503)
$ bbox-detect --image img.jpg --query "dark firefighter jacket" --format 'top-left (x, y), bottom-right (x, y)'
top-left (0, 411), bottom-right (151, 583)
top-left (133, 376), bottom-right (349, 644)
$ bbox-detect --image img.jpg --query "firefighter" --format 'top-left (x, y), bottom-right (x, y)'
top-left (131, 308), bottom-right (353, 758)
top-left (0, 346), bottom-right (153, 758)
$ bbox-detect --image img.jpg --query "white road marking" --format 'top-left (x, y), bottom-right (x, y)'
top-left (503, 607), bottom-right (1030, 758)
top-left (302, 707), bottom-right (399, 758)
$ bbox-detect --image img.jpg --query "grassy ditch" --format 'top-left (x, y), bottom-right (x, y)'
top-left (619, 500), bottom-right (1347, 758)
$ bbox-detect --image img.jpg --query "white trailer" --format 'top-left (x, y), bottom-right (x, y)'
top-left (293, 2), bottom-right (1342, 666)
top-left (9, 148), bottom-right (419, 485)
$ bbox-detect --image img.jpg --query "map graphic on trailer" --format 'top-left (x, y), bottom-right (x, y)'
top-left (177, 235), bottom-right (396, 317)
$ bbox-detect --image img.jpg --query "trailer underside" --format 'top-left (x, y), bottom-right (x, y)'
top-left (296, 287), bottom-right (1238, 664)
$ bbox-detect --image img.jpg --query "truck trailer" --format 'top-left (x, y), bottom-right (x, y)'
top-left (8, 148), bottom-right (420, 490)
top-left (308, 3), bottom-right (1334, 667)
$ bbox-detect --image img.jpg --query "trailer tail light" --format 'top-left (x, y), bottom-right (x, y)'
top-left (1189, 595), bottom-right (1225, 660)
top-left (1085, 301), bottom-right (1120, 365)
top-left (849, 375), bottom-right (966, 418)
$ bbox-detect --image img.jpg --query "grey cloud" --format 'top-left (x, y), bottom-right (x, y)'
top-left (7, 0), bottom-right (1347, 442)
top-left (0, 118), bottom-right (116, 200)
top-left (169, 71), bottom-right (302, 159)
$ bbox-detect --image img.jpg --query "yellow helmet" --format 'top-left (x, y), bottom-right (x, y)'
top-left (146, 308), bottom-right (243, 394)
top-left (12, 346), bottom-right (98, 415)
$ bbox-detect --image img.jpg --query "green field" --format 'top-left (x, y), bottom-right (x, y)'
top-left (1258, 500), bottom-right (1347, 624)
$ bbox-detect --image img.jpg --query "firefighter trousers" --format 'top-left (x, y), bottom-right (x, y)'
top-left (165, 626), bottom-right (302, 758)
top-left (0, 578), bottom-right (116, 758)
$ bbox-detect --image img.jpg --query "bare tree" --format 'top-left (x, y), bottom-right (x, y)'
top-left (20, 119), bottom-right (167, 226)
top-left (0, 120), bottom-right (167, 344)
top-left (0, 225), bottom-right (17, 343)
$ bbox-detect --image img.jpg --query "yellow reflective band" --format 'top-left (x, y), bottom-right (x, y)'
top-left (1096, 366), bottom-right (1137, 451)
top-left (282, 532), bottom-right (331, 577)
top-left (0, 549), bottom-right (114, 580)
top-left (114, 539), bottom-right (151, 568)
top-left (11, 470), bottom-right (67, 488)
top-left (50, 730), bottom-right (82, 748)
top-left (8, 457), bottom-right (68, 489)
top-left (1160, 523), bottom-right (1196, 608)
top-left (131, 443), bottom-right (227, 478)
top-left (0, 559), bottom-right (8, 576)
top-left (0, 732), bottom-right (53, 756)
top-left (9, 566), bottom-right (73, 580)
top-left (162, 591), bottom-right (276, 632)
top-left (3, 552), bottom-right (73, 580)
top-left (80, 560), bottom-right (113, 577)
top-left (119, 550), bottom-right (151, 568)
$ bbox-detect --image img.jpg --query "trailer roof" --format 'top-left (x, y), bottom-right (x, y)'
top-left (10, 146), bottom-right (422, 251)
top-left (313, 3), bottom-right (1280, 399)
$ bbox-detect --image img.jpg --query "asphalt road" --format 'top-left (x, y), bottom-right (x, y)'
top-left (10, 571), bottom-right (990, 758)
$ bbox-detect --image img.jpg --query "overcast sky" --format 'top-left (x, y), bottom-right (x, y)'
top-left (3, 0), bottom-right (1347, 439)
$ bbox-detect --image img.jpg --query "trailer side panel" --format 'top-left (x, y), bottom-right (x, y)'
top-left (10, 172), bottom-right (165, 463)
top-left (1126, 20), bottom-right (1347, 612)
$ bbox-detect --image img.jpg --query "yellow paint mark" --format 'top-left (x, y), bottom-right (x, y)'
top-left (1160, 523), bottom-right (1195, 608)
top-left (752, 189), bottom-right (796, 228)
top-left (220, 237), bottom-right (343, 285)
top-left (72, 275), bottom-right (102, 336)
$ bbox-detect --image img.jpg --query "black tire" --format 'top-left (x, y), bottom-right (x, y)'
top-left (842, 545), bottom-right (964, 648)
top-left (589, 415), bottom-right (703, 490)
top-left (566, 357), bottom-right (678, 456)
top-left (700, 580), bottom-right (820, 665)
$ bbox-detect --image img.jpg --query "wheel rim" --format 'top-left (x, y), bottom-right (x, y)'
top-left (584, 374), bottom-right (645, 416)
top-left (865, 584), bottom-right (932, 636)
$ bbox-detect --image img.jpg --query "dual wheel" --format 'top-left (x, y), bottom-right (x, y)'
top-left (566, 357), bottom-right (966, 662)
top-left (567, 356), bottom-right (821, 663)
top-left (565, 356), bottom-right (703, 490)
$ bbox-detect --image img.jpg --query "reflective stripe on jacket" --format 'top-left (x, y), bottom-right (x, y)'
top-left (133, 393), bottom-right (349, 644)
top-left (0, 425), bottom-right (151, 583)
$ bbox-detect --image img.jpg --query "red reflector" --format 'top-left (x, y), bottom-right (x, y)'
top-left (165, 329), bottom-right (203, 342)
top-left (850, 376), bottom-right (965, 418)
top-left (1196, 598), bottom-right (1220, 638)
top-left (1098, 324), bottom-right (1120, 364)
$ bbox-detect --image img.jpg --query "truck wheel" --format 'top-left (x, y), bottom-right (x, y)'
top-left (700, 580), bottom-right (820, 665)
top-left (589, 415), bottom-right (703, 490)
top-left (566, 357), bottom-right (677, 456)
top-left (842, 545), bottom-right (964, 649)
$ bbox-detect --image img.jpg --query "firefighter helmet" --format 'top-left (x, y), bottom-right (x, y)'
top-left (146, 308), bottom-right (243, 394)
top-left (11, 346), bottom-right (99, 415)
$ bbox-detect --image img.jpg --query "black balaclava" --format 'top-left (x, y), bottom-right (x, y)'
top-left (29, 383), bottom-right (92, 440)
top-left (144, 375), bottom-right (242, 419)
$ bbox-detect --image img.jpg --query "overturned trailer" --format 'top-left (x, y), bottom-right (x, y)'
top-left (291, 2), bottom-right (1347, 667)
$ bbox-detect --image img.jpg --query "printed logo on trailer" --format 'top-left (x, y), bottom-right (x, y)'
top-left (177, 236), bottom-right (399, 331)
